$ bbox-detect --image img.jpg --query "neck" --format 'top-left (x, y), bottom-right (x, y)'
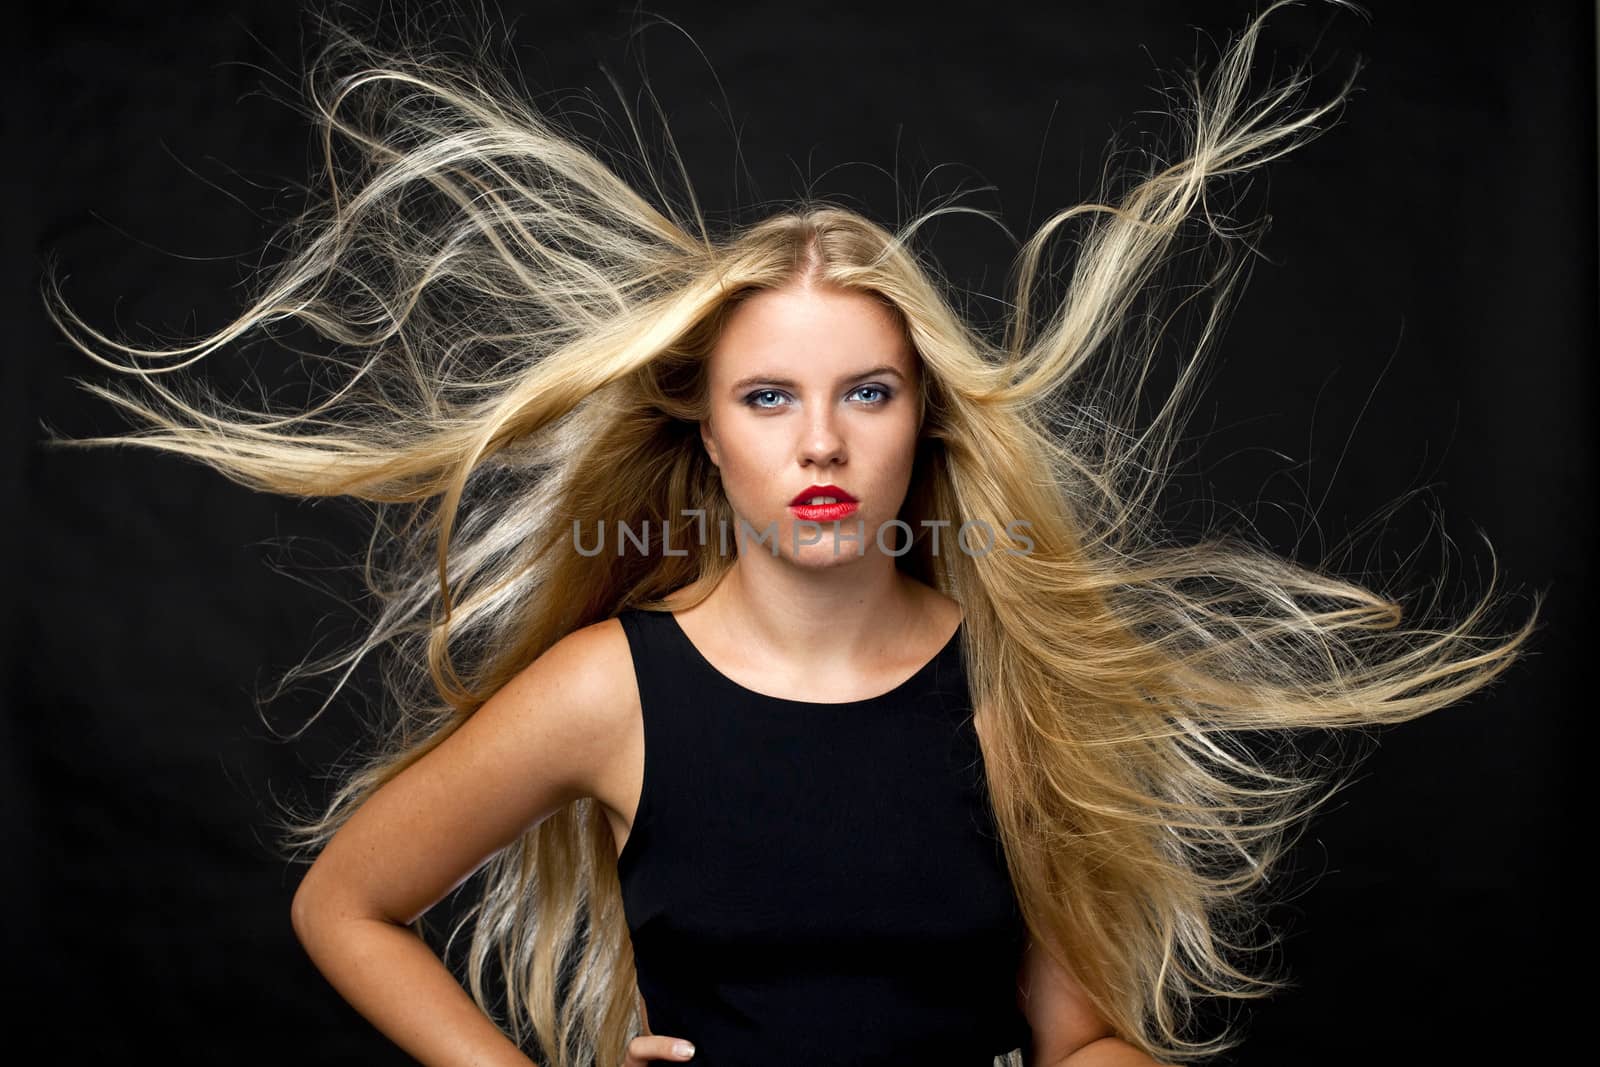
top-left (699, 552), bottom-right (926, 671)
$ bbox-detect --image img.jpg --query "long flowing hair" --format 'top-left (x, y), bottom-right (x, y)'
top-left (41, 1), bottom-right (1539, 1062)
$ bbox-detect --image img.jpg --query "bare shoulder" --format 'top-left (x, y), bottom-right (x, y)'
top-left (544, 617), bottom-right (645, 848)
top-left (535, 616), bottom-right (641, 802)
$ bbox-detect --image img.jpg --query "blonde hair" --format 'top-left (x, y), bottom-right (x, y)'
top-left (41, 1), bottom-right (1539, 1063)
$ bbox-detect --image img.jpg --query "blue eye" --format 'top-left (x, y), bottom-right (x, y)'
top-left (744, 389), bottom-right (787, 409)
top-left (740, 384), bottom-right (895, 410)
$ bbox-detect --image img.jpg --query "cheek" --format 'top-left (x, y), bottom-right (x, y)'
top-left (716, 423), bottom-right (772, 474)
top-left (709, 423), bottom-right (782, 504)
top-left (868, 416), bottom-right (921, 473)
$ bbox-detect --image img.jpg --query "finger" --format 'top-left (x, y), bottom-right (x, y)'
top-left (625, 1034), bottom-right (696, 1063)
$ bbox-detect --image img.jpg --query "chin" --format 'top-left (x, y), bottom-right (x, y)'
top-left (782, 522), bottom-right (874, 566)
top-left (787, 546), bottom-right (868, 569)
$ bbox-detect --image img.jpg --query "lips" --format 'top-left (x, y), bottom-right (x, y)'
top-left (788, 483), bottom-right (860, 522)
top-left (789, 484), bottom-right (857, 506)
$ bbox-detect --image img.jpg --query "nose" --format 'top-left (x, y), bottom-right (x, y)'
top-left (797, 406), bottom-right (846, 469)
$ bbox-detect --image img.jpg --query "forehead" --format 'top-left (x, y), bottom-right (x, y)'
top-left (709, 285), bottom-right (914, 379)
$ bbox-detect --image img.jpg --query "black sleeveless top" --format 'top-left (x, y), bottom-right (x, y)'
top-left (614, 607), bottom-right (1032, 1066)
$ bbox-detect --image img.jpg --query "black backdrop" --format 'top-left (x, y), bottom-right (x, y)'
top-left (16, 1), bottom-right (1593, 1063)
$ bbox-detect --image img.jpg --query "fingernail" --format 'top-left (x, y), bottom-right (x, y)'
top-left (673, 1040), bottom-right (695, 1058)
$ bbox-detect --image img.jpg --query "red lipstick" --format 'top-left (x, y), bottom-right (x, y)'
top-left (788, 483), bottom-right (859, 522)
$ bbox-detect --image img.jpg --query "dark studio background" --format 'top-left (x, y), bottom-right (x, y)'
top-left (12, 0), bottom-right (1592, 1062)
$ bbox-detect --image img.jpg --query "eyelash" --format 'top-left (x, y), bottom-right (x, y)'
top-left (741, 384), bottom-right (895, 410)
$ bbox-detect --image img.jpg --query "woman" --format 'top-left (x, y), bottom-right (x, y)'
top-left (40, 1), bottom-right (1538, 1064)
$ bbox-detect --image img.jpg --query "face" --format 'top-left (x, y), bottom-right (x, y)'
top-left (700, 283), bottom-right (921, 567)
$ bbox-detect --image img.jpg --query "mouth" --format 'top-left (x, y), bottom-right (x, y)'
top-left (788, 483), bottom-right (860, 521)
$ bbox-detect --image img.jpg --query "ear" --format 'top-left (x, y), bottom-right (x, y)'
top-left (699, 419), bottom-right (721, 467)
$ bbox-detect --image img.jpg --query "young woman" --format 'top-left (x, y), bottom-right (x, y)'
top-left (41, 1), bottom-right (1538, 1064)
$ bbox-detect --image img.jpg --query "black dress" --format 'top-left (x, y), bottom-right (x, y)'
top-left (613, 606), bottom-right (1033, 1066)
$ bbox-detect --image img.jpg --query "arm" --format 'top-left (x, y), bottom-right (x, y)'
top-left (290, 619), bottom-right (637, 1067)
top-left (288, 913), bottom-right (533, 1067)
top-left (1017, 937), bottom-right (1174, 1067)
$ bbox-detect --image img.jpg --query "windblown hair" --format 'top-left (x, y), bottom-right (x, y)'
top-left (42, 1), bottom-right (1538, 1063)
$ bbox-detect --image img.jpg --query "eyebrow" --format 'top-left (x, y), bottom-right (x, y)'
top-left (728, 365), bottom-right (907, 392)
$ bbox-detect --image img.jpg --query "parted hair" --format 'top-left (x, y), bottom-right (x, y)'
top-left (42, 1), bottom-right (1538, 1063)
